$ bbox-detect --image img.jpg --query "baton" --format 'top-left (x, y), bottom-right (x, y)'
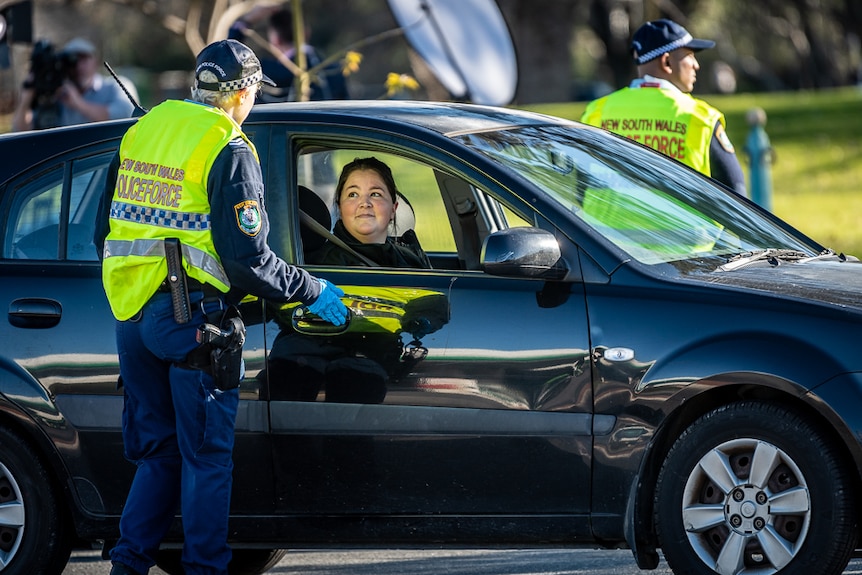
top-left (164, 238), bottom-right (191, 324)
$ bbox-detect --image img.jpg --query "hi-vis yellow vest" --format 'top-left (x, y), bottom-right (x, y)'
top-left (581, 85), bottom-right (724, 177)
top-left (102, 99), bottom-right (258, 320)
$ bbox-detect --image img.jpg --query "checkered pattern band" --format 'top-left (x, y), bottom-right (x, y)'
top-left (196, 69), bottom-right (263, 92)
top-left (110, 201), bottom-right (211, 230)
top-left (635, 33), bottom-right (693, 64)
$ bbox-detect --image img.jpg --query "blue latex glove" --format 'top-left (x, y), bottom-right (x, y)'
top-left (306, 278), bottom-right (348, 326)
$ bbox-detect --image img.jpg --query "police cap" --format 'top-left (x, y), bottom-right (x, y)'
top-left (631, 19), bottom-right (715, 65)
top-left (194, 39), bottom-right (275, 92)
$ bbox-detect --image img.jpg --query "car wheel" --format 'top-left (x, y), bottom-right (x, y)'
top-left (655, 401), bottom-right (856, 575)
top-left (0, 425), bottom-right (72, 575)
top-left (156, 548), bottom-right (288, 575)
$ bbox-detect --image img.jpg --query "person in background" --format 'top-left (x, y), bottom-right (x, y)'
top-left (313, 156), bottom-right (431, 268)
top-left (581, 19), bottom-right (746, 195)
top-left (98, 38), bottom-right (347, 575)
top-left (12, 37), bottom-right (136, 131)
top-left (229, 5), bottom-right (349, 101)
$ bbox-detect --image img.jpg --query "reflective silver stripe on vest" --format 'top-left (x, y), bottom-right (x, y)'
top-left (103, 239), bottom-right (231, 289)
top-left (110, 201), bottom-right (211, 231)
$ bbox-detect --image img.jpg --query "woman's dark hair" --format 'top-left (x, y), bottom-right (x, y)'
top-left (334, 157), bottom-right (399, 204)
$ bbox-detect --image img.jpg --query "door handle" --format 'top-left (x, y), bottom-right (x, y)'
top-left (291, 305), bottom-right (352, 335)
top-left (8, 298), bottom-right (62, 328)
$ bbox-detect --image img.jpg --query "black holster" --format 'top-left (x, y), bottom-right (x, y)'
top-left (185, 305), bottom-right (246, 391)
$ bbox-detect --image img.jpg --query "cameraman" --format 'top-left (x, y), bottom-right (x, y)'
top-left (12, 37), bottom-right (136, 131)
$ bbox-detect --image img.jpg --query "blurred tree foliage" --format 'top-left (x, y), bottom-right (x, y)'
top-left (572, 0), bottom-right (862, 98)
top-left (6, 0), bottom-right (862, 107)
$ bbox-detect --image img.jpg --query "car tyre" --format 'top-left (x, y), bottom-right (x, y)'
top-left (156, 548), bottom-right (288, 575)
top-left (655, 401), bottom-right (856, 575)
top-left (0, 425), bottom-right (72, 575)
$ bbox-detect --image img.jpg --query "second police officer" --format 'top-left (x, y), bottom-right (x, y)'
top-left (581, 19), bottom-right (746, 196)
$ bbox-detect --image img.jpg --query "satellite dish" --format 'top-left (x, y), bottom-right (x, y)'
top-left (387, 0), bottom-right (518, 106)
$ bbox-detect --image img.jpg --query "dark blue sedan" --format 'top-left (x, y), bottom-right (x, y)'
top-left (1, 100), bottom-right (861, 575)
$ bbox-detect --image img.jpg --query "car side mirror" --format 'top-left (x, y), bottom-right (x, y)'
top-left (480, 227), bottom-right (566, 279)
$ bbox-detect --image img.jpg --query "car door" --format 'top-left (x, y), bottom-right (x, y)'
top-left (0, 145), bottom-right (134, 517)
top-left (261, 137), bottom-right (595, 538)
top-left (0, 133), bottom-right (276, 524)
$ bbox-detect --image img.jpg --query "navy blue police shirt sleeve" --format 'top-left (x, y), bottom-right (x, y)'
top-left (208, 138), bottom-right (321, 305)
top-left (709, 123), bottom-right (747, 196)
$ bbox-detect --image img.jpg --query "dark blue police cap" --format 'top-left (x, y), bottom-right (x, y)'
top-left (194, 39), bottom-right (275, 92)
top-left (631, 19), bottom-right (715, 65)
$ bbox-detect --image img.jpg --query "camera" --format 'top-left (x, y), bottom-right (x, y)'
top-left (24, 40), bottom-right (79, 129)
top-left (25, 39), bottom-right (78, 96)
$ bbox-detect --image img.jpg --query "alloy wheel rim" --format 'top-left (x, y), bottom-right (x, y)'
top-left (681, 438), bottom-right (811, 575)
top-left (0, 461), bottom-right (24, 570)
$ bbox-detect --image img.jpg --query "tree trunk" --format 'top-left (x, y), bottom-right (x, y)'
top-left (498, 0), bottom-right (577, 104)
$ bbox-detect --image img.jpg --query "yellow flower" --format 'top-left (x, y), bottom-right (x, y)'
top-left (385, 73), bottom-right (420, 97)
top-left (342, 51), bottom-right (363, 75)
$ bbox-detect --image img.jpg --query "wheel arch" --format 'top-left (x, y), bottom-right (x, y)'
top-left (0, 363), bottom-right (83, 541)
top-left (626, 379), bottom-right (862, 567)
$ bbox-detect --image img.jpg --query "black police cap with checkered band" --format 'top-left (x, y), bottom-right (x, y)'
top-left (194, 39), bottom-right (275, 92)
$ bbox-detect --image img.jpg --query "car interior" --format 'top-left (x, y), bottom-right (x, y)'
top-left (291, 147), bottom-right (531, 271)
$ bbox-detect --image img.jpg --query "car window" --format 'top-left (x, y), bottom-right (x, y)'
top-left (458, 125), bottom-right (818, 270)
top-left (67, 152), bottom-right (112, 261)
top-left (4, 166), bottom-right (64, 259)
top-left (296, 149), bottom-right (457, 264)
top-left (289, 145), bottom-right (536, 271)
top-left (3, 151), bottom-right (113, 261)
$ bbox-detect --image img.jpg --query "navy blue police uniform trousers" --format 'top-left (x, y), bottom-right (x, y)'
top-left (110, 290), bottom-right (239, 575)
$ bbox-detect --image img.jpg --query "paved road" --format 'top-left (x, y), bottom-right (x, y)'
top-left (63, 548), bottom-right (862, 575)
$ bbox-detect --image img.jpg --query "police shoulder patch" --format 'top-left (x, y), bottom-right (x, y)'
top-left (234, 200), bottom-right (262, 237)
top-left (715, 123), bottom-right (735, 154)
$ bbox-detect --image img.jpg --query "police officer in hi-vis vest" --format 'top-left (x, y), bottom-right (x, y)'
top-left (97, 39), bottom-right (348, 575)
top-left (581, 19), bottom-right (746, 196)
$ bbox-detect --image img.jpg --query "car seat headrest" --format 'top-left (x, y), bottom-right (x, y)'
top-left (298, 185), bottom-right (332, 255)
top-left (390, 192), bottom-right (416, 237)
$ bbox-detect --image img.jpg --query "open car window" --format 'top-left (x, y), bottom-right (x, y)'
top-left (293, 147), bottom-right (529, 271)
top-left (297, 150), bottom-right (455, 253)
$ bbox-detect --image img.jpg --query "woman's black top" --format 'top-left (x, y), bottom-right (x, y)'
top-left (312, 220), bottom-right (432, 269)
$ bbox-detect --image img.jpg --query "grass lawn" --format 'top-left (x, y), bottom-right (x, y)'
top-left (525, 86), bottom-right (862, 258)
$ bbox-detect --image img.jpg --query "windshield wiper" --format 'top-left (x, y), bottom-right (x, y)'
top-left (716, 248), bottom-right (810, 272)
top-left (798, 249), bottom-right (848, 263)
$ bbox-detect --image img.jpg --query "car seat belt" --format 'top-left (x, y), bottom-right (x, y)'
top-left (299, 209), bottom-right (378, 267)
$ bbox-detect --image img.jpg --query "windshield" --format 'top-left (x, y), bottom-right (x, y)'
top-left (456, 125), bottom-right (820, 271)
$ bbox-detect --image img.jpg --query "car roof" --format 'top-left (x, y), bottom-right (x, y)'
top-left (245, 100), bottom-right (577, 136)
top-left (0, 100), bottom-right (582, 184)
